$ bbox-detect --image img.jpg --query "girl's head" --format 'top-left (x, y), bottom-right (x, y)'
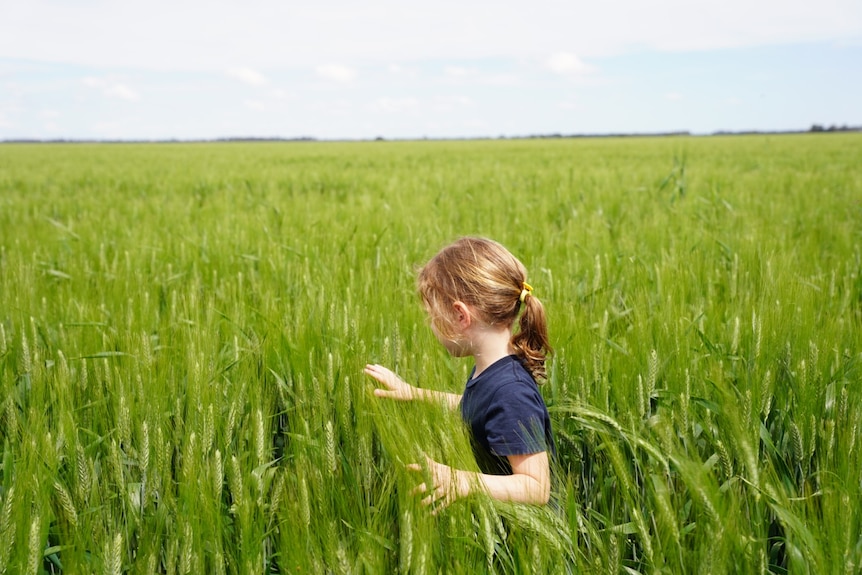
top-left (417, 237), bottom-right (552, 381)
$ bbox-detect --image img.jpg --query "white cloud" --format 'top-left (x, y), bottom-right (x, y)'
top-left (268, 88), bottom-right (293, 100)
top-left (462, 118), bottom-right (487, 131)
top-left (316, 64), bottom-right (357, 82)
top-left (444, 66), bottom-right (473, 78)
top-left (105, 84), bottom-right (140, 101)
top-left (432, 95), bottom-right (473, 112)
top-left (82, 77), bottom-right (140, 101)
top-left (227, 67), bottom-right (268, 86)
top-left (0, 102), bottom-right (24, 127)
top-left (4, 1), bottom-right (860, 71)
top-left (545, 52), bottom-right (593, 76)
top-left (477, 74), bottom-right (521, 86)
top-left (309, 99), bottom-right (353, 115)
top-left (244, 99), bottom-right (265, 110)
top-left (388, 63), bottom-right (419, 78)
top-left (665, 92), bottom-right (684, 101)
top-left (440, 67), bottom-right (520, 86)
top-left (372, 97), bottom-right (420, 113)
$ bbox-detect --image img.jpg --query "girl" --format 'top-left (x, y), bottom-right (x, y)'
top-left (365, 237), bottom-right (556, 512)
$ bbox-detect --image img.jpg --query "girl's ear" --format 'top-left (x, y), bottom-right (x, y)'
top-left (452, 301), bottom-right (472, 329)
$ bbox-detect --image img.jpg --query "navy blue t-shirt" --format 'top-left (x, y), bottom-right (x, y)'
top-left (459, 355), bottom-right (556, 475)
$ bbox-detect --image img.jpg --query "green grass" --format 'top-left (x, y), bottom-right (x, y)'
top-left (1, 134), bottom-right (861, 573)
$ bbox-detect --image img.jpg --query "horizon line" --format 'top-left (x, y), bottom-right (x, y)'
top-left (2, 125), bottom-right (860, 145)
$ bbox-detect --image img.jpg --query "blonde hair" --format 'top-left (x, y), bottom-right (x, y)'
top-left (417, 237), bottom-right (552, 381)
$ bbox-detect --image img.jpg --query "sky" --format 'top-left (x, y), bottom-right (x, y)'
top-left (1, 0), bottom-right (861, 141)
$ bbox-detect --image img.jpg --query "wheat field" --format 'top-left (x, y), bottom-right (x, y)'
top-left (1, 134), bottom-right (860, 573)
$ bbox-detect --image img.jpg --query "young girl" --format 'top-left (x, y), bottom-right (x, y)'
top-left (365, 237), bottom-right (556, 511)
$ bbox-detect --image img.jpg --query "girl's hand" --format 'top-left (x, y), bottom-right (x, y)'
top-left (407, 455), bottom-right (471, 514)
top-left (364, 364), bottom-right (417, 401)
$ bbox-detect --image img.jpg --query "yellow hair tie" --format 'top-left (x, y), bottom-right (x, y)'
top-left (519, 281), bottom-right (533, 303)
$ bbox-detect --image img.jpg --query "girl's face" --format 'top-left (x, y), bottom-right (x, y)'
top-left (429, 314), bottom-right (470, 357)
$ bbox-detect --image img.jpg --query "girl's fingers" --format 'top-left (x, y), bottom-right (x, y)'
top-left (430, 500), bottom-right (449, 515)
top-left (408, 462), bottom-right (427, 496)
top-left (364, 365), bottom-right (405, 395)
top-left (425, 489), bottom-right (450, 515)
top-left (365, 364), bottom-right (391, 377)
top-left (409, 476), bottom-right (450, 509)
top-left (407, 458), bottom-right (452, 512)
top-left (363, 365), bottom-right (385, 379)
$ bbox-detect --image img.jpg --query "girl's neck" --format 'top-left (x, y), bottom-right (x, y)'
top-left (469, 325), bottom-right (514, 378)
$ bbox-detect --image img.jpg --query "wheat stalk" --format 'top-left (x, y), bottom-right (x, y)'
top-left (19, 332), bottom-right (31, 375)
top-left (202, 403), bottom-right (214, 456)
top-left (140, 420), bottom-right (150, 507)
top-left (179, 521), bottom-right (192, 575)
top-left (324, 420), bottom-right (338, 475)
top-left (26, 513), bottom-right (41, 575)
top-left (0, 485), bottom-right (15, 573)
top-left (254, 408), bottom-right (265, 467)
top-left (75, 443), bottom-right (91, 506)
top-left (399, 508), bottom-right (414, 573)
top-left (299, 475), bottom-right (311, 530)
top-left (752, 311), bottom-right (761, 360)
top-left (4, 398), bottom-right (18, 443)
top-left (53, 481), bottom-right (78, 529)
top-left (118, 393), bottom-right (131, 449)
top-left (213, 449), bottom-right (224, 501)
top-left (103, 533), bottom-right (122, 575)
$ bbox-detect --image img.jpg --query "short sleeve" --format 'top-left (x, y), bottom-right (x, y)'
top-left (484, 382), bottom-right (550, 456)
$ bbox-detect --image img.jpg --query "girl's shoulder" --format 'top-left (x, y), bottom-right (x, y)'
top-left (501, 355), bottom-right (539, 386)
top-left (487, 357), bottom-right (542, 400)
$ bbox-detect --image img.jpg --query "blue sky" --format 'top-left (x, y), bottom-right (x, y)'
top-left (1, 1), bottom-right (860, 140)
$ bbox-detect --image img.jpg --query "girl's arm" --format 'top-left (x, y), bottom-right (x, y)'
top-left (364, 364), bottom-right (462, 410)
top-left (478, 452), bottom-right (551, 504)
top-left (411, 451), bottom-right (551, 511)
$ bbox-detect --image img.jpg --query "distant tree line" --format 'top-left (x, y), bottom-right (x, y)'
top-left (808, 124), bottom-right (859, 133)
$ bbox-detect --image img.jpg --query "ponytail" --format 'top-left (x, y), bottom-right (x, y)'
top-left (511, 294), bottom-right (552, 382)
